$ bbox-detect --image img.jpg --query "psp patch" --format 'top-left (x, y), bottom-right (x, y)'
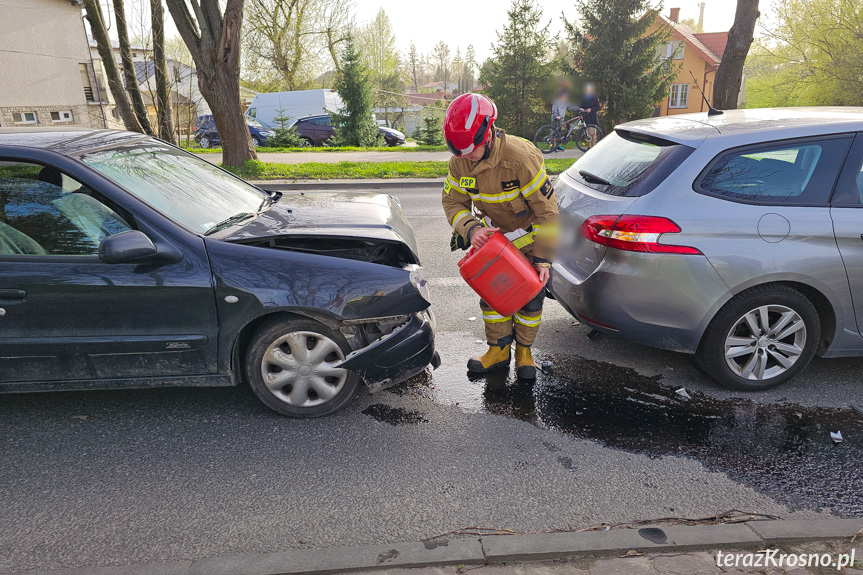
top-left (501, 179), bottom-right (519, 192)
top-left (539, 180), bottom-right (553, 199)
top-left (443, 180), bottom-right (451, 194)
top-left (459, 177), bottom-right (476, 189)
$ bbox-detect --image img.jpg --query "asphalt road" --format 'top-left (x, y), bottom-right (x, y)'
top-left (2, 185), bottom-right (862, 573)
top-left (195, 147), bottom-right (583, 165)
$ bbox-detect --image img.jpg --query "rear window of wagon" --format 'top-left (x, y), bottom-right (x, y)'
top-left (565, 129), bottom-right (694, 197)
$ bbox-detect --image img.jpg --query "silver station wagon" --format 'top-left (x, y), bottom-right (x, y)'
top-left (549, 107), bottom-right (863, 391)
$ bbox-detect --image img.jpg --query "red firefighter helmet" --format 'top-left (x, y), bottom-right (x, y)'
top-left (443, 93), bottom-right (498, 157)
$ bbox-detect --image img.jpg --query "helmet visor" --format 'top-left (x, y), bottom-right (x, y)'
top-left (447, 115), bottom-right (491, 157)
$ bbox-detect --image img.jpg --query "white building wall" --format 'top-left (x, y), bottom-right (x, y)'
top-left (0, 0), bottom-right (95, 127)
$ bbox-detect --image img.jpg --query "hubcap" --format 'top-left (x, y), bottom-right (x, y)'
top-left (260, 331), bottom-right (347, 407)
top-left (724, 304), bottom-right (806, 381)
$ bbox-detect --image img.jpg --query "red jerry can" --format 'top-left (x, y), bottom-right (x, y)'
top-left (458, 231), bottom-right (544, 317)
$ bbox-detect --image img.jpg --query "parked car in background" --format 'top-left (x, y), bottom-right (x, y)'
top-left (0, 128), bottom-right (438, 417)
top-left (194, 115), bottom-right (274, 148)
top-left (549, 107), bottom-right (863, 391)
top-left (292, 115), bottom-right (406, 147)
top-left (245, 89), bottom-right (343, 129)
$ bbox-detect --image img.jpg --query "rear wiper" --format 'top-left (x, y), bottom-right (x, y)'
top-left (204, 212), bottom-right (256, 235)
top-left (579, 170), bottom-right (611, 186)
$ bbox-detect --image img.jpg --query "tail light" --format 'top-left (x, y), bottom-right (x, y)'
top-left (582, 215), bottom-right (701, 255)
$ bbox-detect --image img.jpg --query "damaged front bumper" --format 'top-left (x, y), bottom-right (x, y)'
top-left (337, 311), bottom-right (440, 393)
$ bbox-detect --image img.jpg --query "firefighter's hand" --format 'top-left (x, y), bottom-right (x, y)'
top-left (471, 227), bottom-right (499, 249)
top-left (536, 265), bottom-right (550, 286)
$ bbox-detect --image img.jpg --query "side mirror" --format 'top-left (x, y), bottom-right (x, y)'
top-left (99, 231), bottom-right (157, 264)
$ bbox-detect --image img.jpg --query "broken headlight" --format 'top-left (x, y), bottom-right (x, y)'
top-left (405, 264), bottom-right (431, 304)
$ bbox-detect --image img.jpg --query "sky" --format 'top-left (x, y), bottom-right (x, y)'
top-left (355, 0), bottom-right (743, 63)
top-left (114, 0), bottom-right (747, 67)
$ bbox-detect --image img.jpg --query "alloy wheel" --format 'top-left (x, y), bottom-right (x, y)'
top-left (724, 304), bottom-right (806, 381)
top-left (260, 331), bottom-right (348, 407)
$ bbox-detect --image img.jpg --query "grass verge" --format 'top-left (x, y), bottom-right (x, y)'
top-left (188, 145), bottom-right (448, 153)
top-left (224, 159), bottom-right (577, 180)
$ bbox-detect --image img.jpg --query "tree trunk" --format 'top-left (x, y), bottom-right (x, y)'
top-left (151, 0), bottom-right (176, 143)
top-left (165, 0), bottom-right (255, 166)
top-left (84, 0), bottom-right (143, 133)
top-left (713, 0), bottom-right (760, 110)
top-left (113, 0), bottom-right (154, 135)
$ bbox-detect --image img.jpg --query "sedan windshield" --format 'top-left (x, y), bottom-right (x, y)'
top-left (81, 140), bottom-right (269, 234)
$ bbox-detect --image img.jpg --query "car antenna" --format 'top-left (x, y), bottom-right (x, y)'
top-left (689, 71), bottom-right (723, 117)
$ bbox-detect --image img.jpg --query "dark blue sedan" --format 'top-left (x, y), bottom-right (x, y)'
top-left (195, 115), bottom-right (275, 148)
top-left (0, 128), bottom-right (438, 417)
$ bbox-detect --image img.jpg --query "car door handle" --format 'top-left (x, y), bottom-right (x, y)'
top-left (0, 289), bottom-right (27, 300)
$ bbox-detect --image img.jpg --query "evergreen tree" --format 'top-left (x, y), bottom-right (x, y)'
top-left (479, 0), bottom-right (553, 139)
top-left (564, 1), bottom-right (677, 131)
top-left (330, 35), bottom-right (381, 146)
top-left (268, 109), bottom-right (306, 148)
top-left (416, 115), bottom-right (444, 146)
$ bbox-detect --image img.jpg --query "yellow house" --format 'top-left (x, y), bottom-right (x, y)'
top-left (646, 8), bottom-right (733, 116)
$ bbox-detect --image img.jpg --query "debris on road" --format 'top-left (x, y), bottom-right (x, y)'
top-left (675, 387), bottom-right (691, 400)
top-left (830, 431), bottom-right (844, 443)
top-left (467, 316), bottom-right (477, 322)
top-left (850, 404), bottom-right (863, 416)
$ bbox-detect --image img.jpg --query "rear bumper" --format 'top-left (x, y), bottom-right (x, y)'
top-left (549, 251), bottom-right (732, 353)
top-left (337, 311), bottom-right (438, 392)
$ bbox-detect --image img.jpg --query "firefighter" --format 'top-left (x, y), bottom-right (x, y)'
top-left (442, 93), bottom-right (559, 380)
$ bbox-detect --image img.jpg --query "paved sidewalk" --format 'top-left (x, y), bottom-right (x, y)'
top-left (196, 148), bottom-right (583, 165)
top-left (22, 520), bottom-right (863, 575)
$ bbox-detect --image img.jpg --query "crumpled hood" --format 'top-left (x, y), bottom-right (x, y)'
top-left (217, 190), bottom-right (420, 259)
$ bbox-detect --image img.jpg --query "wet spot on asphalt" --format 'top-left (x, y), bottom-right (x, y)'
top-left (400, 353), bottom-right (863, 515)
top-left (362, 403), bottom-right (428, 425)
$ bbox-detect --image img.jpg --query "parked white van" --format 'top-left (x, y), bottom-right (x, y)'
top-left (245, 90), bottom-right (344, 128)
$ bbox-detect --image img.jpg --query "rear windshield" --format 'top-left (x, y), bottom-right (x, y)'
top-left (565, 130), bottom-right (693, 197)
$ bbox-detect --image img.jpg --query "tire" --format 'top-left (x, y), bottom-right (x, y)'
top-left (245, 317), bottom-right (360, 417)
top-left (533, 125), bottom-right (561, 154)
top-left (299, 138), bottom-right (313, 148)
top-left (251, 136), bottom-right (261, 148)
top-left (695, 285), bottom-right (820, 391)
top-left (199, 136), bottom-right (210, 149)
top-left (575, 125), bottom-right (603, 151)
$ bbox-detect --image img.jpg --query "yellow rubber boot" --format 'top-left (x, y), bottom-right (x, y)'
top-left (467, 344), bottom-right (511, 373)
top-left (515, 344), bottom-right (536, 380)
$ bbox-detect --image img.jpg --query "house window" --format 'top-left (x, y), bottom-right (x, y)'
top-left (12, 112), bottom-right (38, 124)
top-left (50, 110), bottom-right (74, 123)
top-left (657, 41), bottom-right (684, 61)
top-left (669, 84), bottom-right (689, 109)
top-left (79, 62), bottom-right (108, 103)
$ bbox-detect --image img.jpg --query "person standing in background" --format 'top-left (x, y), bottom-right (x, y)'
top-left (580, 83), bottom-right (601, 147)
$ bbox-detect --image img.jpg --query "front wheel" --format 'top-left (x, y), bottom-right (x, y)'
top-left (198, 136), bottom-right (210, 149)
top-left (299, 138), bottom-right (313, 148)
top-left (251, 136), bottom-right (261, 148)
top-left (533, 125), bottom-right (561, 154)
top-left (246, 317), bottom-right (360, 417)
top-left (695, 285), bottom-right (820, 391)
top-left (575, 125), bottom-right (604, 152)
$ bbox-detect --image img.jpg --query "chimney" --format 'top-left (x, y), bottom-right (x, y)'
top-left (669, 7), bottom-right (680, 22)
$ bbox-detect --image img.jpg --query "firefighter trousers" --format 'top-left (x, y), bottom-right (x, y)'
top-left (480, 290), bottom-right (544, 347)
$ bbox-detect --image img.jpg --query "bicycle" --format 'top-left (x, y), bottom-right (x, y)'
top-left (533, 110), bottom-right (604, 154)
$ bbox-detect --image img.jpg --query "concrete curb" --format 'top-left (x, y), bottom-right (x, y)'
top-left (250, 175), bottom-right (561, 190)
top-left (250, 178), bottom-right (445, 190)
top-left (19, 519), bottom-right (863, 575)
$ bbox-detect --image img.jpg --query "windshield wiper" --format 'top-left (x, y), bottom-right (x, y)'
top-left (579, 170), bottom-right (611, 186)
top-left (204, 212), bottom-right (256, 236)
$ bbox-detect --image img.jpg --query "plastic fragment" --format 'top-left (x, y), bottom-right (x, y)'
top-left (467, 316), bottom-right (477, 322)
top-left (830, 431), bottom-right (843, 443)
top-left (675, 387), bottom-right (691, 400)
